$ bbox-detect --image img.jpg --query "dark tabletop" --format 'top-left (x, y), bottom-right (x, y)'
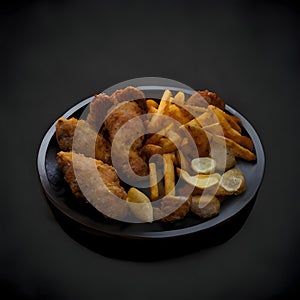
top-left (1, 0), bottom-right (299, 299)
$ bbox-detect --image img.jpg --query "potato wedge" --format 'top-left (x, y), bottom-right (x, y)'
top-left (195, 107), bottom-right (219, 127)
top-left (210, 134), bottom-right (256, 161)
top-left (202, 122), bottom-right (223, 136)
top-left (206, 105), bottom-right (242, 133)
top-left (127, 187), bottom-right (153, 222)
top-left (210, 141), bottom-right (236, 171)
top-left (185, 121), bottom-right (210, 157)
top-left (224, 114), bottom-right (242, 134)
top-left (209, 105), bottom-right (253, 150)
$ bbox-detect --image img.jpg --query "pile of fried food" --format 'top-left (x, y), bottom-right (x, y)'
top-left (55, 86), bottom-right (256, 223)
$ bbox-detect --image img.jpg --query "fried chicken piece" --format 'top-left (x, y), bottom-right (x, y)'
top-left (56, 151), bottom-right (128, 220)
top-left (87, 87), bottom-right (149, 181)
top-left (112, 86), bottom-right (147, 111)
top-left (191, 195), bottom-right (220, 219)
top-left (154, 195), bottom-right (191, 223)
top-left (187, 90), bottom-right (225, 110)
top-left (56, 117), bottom-right (111, 164)
top-left (86, 93), bottom-right (116, 131)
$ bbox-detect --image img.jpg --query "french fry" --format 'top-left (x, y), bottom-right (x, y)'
top-left (149, 162), bottom-right (159, 201)
top-left (164, 104), bottom-right (194, 124)
top-left (163, 153), bottom-right (175, 195)
top-left (166, 129), bottom-right (181, 145)
top-left (156, 163), bottom-right (165, 198)
top-left (148, 90), bottom-right (172, 128)
top-left (148, 106), bottom-right (158, 114)
top-left (146, 123), bottom-right (174, 145)
top-left (142, 144), bottom-right (164, 158)
top-left (173, 91), bottom-right (185, 106)
top-left (146, 99), bottom-right (158, 110)
top-left (159, 137), bottom-right (177, 153)
top-left (175, 150), bottom-right (191, 172)
top-left (161, 89), bottom-right (172, 102)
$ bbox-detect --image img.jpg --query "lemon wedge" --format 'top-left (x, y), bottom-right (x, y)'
top-left (126, 187), bottom-right (153, 223)
top-left (177, 168), bottom-right (220, 190)
top-left (191, 157), bottom-right (216, 174)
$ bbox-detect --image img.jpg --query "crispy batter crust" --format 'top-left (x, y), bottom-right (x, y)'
top-left (56, 117), bottom-right (111, 164)
top-left (159, 196), bottom-right (191, 222)
top-left (87, 86), bottom-right (149, 180)
top-left (187, 90), bottom-right (225, 110)
top-left (86, 93), bottom-right (116, 131)
top-left (56, 151), bottom-right (128, 219)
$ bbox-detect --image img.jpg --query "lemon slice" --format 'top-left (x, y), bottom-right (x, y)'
top-left (177, 168), bottom-right (220, 189)
top-left (219, 168), bottom-right (246, 195)
top-left (191, 157), bottom-right (216, 174)
top-left (126, 187), bottom-right (153, 222)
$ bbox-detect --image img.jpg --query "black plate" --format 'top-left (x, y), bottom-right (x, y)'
top-left (37, 86), bottom-right (265, 258)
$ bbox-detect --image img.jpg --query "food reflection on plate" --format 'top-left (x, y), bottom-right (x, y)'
top-left (55, 86), bottom-right (256, 223)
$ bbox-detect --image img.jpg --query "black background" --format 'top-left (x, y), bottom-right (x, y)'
top-left (1, 0), bottom-right (300, 299)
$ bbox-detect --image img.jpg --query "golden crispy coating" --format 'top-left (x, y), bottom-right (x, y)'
top-left (191, 195), bottom-right (220, 219)
top-left (56, 117), bottom-right (111, 164)
top-left (86, 93), bottom-right (116, 131)
top-left (86, 87), bottom-right (149, 180)
top-left (106, 101), bottom-right (149, 178)
top-left (187, 90), bottom-right (225, 110)
top-left (159, 195), bottom-right (191, 222)
top-left (112, 86), bottom-right (146, 111)
top-left (56, 151), bottom-right (128, 220)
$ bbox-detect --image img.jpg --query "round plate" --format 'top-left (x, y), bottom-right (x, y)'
top-left (37, 86), bottom-right (265, 244)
